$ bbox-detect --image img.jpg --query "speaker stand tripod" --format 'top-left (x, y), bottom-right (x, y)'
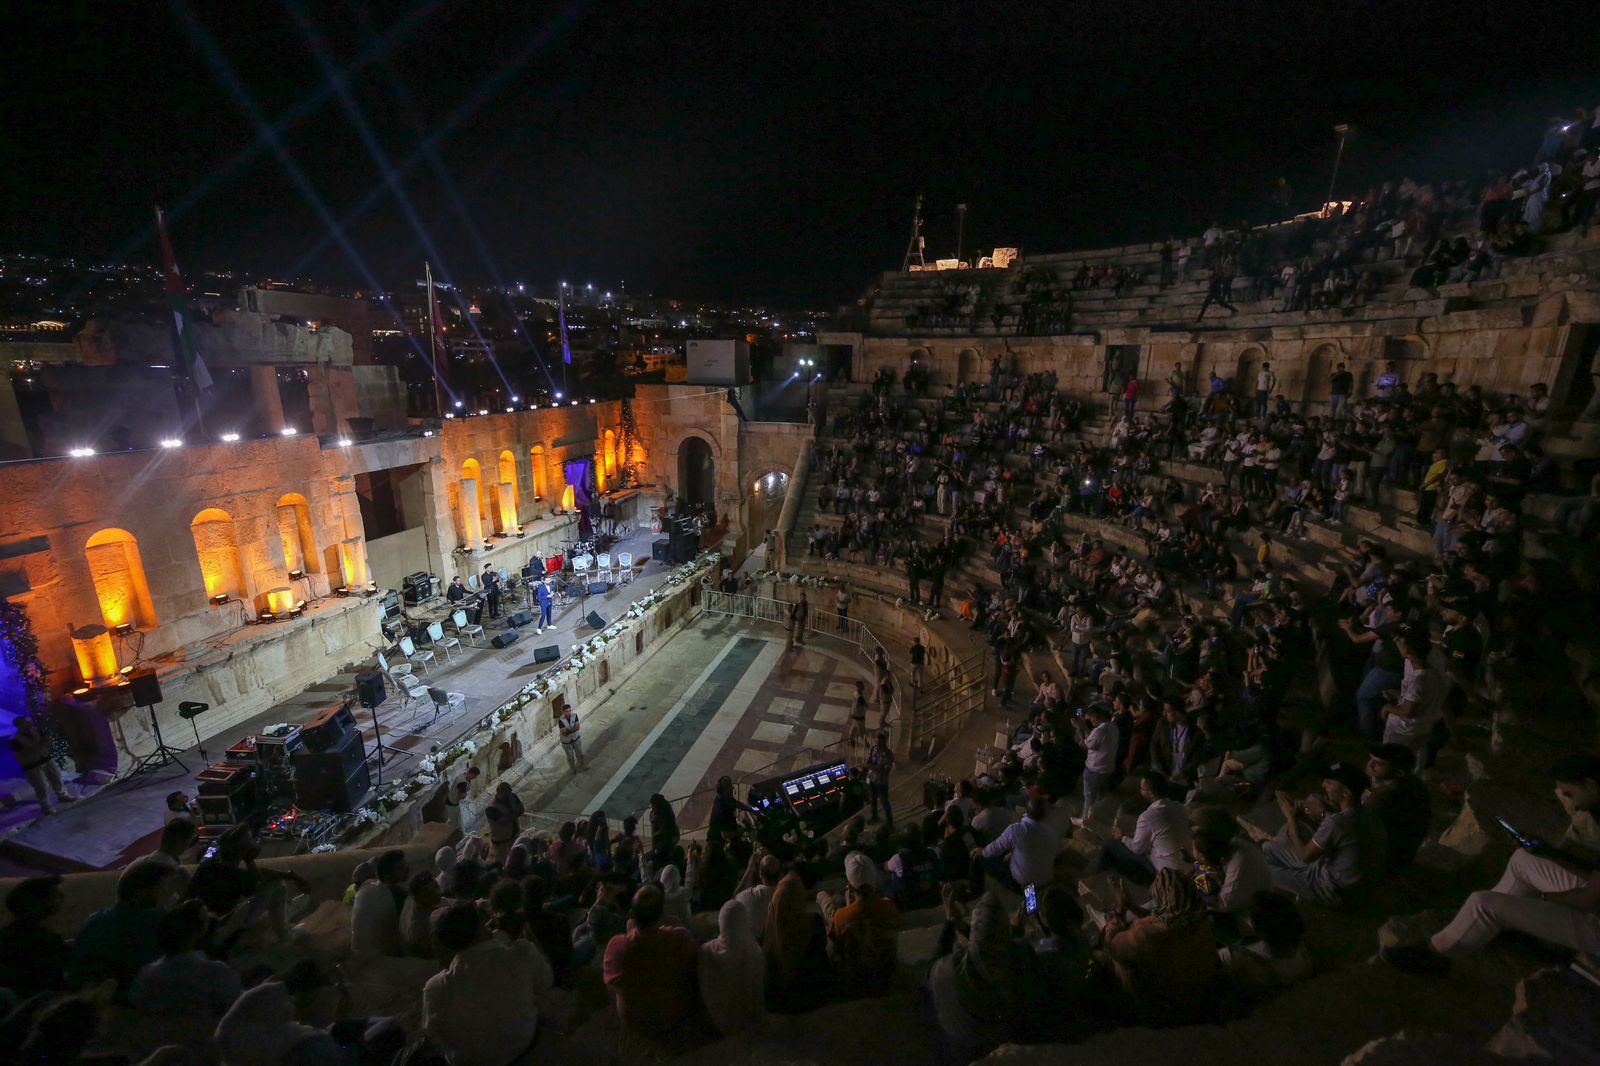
top-left (362, 697), bottom-right (409, 787)
top-left (128, 703), bottom-right (189, 776)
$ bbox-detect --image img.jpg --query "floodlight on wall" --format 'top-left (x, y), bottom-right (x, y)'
top-left (444, 414), bottom-right (454, 420)
top-left (280, 426), bottom-right (297, 436)
top-left (337, 438), bottom-right (352, 447)
top-left (510, 394), bottom-right (520, 402)
top-left (478, 409), bottom-right (489, 416)
top-left (454, 400), bottom-right (464, 408)
top-left (210, 593), bottom-right (232, 606)
top-left (554, 391), bottom-right (563, 399)
top-left (290, 600), bottom-right (306, 617)
top-left (221, 432), bottom-right (240, 442)
top-left (160, 438), bottom-right (182, 449)
top-left (288, 568), bottom-right (305, 580)
top-left (506, 407), bottom-right (515, 413)
top-left (424, 430), bottom-right (435, 436)
top-left (69, 446), bottom-right (96, 457)
top-left (111, 622), bottom-right (134, 637)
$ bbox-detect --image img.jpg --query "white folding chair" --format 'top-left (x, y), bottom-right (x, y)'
top-left (453, 608), bottom-right (485, 647)
top-left (573, 554), bottom-right (592, 584)
top-left (467, 573), bottom-right (480, 590)
top-left (429, 621), bottom-right (460, 662)
top-left (399, 634), bottom-right (434, 674)
top-left (596, 552), bottom-right (613, 585)
top-left (377, 650), bottom-right (413, 680)
top-left (618, 551), bottom-right (634, 583)
top-left (396, 672), bottom-right (430, 709)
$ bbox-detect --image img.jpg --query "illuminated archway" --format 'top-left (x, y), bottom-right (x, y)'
top-left (678, 436), bottom-right (715, 507)
top-left (275, 493), bottom-right (319, 573)
top-left (458, 458), bottom-right (486, 547)
top-left (529, 445), bottom-right (549, 502)
top-left (496, 450), bottom-right (520, 531)
top-left (603, 429), bottom-right (618, 479)
top-left (85, 528), bottom-right (157, 628)
top-left (191, 508), bottom-right (245, 600)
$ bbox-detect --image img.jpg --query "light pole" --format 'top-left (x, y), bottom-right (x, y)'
top-left (1326, 124), bottom-right (1354, 209)
top-left (955, 203), bottom-right (968, 266)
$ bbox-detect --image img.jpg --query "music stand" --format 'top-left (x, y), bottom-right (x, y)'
top-left (177, 701), bottom-right (211, 763)
top-left (360, 692), bottom-right (409, 787)
top-left (128, 699), bottom-right (189, 777)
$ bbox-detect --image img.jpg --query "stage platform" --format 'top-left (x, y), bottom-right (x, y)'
top-left (0, 523), bottom-right (680, 875)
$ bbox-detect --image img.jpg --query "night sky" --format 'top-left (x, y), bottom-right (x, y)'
top-left (4, 1), bottom-right (1597, 307)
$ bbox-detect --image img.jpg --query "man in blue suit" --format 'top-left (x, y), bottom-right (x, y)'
top-left (535, 578), bottom-right (554, 634)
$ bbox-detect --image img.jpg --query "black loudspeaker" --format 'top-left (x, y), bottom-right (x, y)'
top-left (293, 733), bottom-right (371, 812)
top-left (586, 611), bottom-right (607, 629)
top-left (507, 609), bottom-right (536, 628)
top-left (302, 702), bottom-right (358, 752)
top-left (534, 644), bottom-right (560, 663)
top-left (128, 670), bottom-right (163, 706)
top-left (355, 671), bottom-right (386, 709)
top-left (588, 581), bottom-right (609, 596)
top-left (652, 538), bottom-right (671, 561)
top-left (491, 629), bottom-right (520, 649)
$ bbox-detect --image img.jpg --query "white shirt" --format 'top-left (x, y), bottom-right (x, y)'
top-left (1256, 369), bottom-right (1276, 392)
top-left (351, 881), bottom-right (402, 958)
top-left (1386, 660), bottom-right (1446, 741)
top-left (971, 804), bottom-right (1019, 843)
top-left (981, 807), bottom-right (1068, 886)
top-left (1083, 720), bottom-right (1119, 775)
top-left (1125, 798), bottom-right (1191, 873)
top-left (733, 883), bottom-right (775, 937)
top-left (424, 936), bottom-right (552, 1066)
top-left (1213, 839), bottom-right (1275, 914)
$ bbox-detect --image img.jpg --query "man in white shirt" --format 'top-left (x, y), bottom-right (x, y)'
top-left (970, 791), bottom-right (1019, 844)
top-left (424, 902), bottom-right (553, 1066)
top-left (1254, 363), bottom-right (1277, 420)
top-left (557, 706), bottom-right (587, 773)
top-left (732, 852), bottom-right (783, 942)
top-left (351, 849), bottom-right (409, 959)
top-left (1381, 629), bottom-right (1448, 770)
top-left (1072, 705), bottom-right (1120, 816)
top-left (970, 798), bottom-right (1068, 893)
top-left (1093, 772), bottom-right (1192, 883)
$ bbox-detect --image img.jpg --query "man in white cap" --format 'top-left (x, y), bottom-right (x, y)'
top-left (816, 852), bottom-right (900, 997)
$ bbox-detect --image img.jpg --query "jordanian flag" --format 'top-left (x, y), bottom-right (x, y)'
top-left (155, 206), bottom-right (213, 390)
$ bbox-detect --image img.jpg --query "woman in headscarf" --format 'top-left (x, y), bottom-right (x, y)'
top-left (697, 899), bottom-right (766, 1035)
top-left (763, 871), bottom-right (831, 1012)
top-left (503, 842), bottom-right (532, 879)
top-left (648, 793), bottom-right (679, 862)
top-left (928, 893), bottom-right (1035, 1060)
top-left (658, 863), bottom-right (693, 929)
top-left (1101, 867), bottom-right (1219, 1018)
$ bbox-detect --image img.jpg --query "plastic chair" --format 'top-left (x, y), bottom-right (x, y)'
top-left (377, 651), bottom-right (413, 680)
top-left (396, 672), bottom-right (430, 708)
top-left (467, 573), bottom-right (480, 590)
top-left (428, 687), bottom-right (467, 721)
top-left (618, 551), bottom-right (634, 583)
top-left (596, 552), bottom-right (613, 584)
top-left (453, 608), bottom-right (485, 647)
top-left (573, 555), bottom-right (592, 583)
top-left (429, 621), bottom-right (460, 662)
top-left (399, 634), bottom-right (434, 675)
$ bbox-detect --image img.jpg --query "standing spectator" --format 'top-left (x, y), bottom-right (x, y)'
top-left (1328, 362), bottom-right (1354, 422)
top-left (1254, 362), bottom-right (1277, 421)
top-left (1122, 376), bottom-right (1140, 418)
top-left (909, 635), bottom-right (926, 689)
top-left (557, 704), bottom-right (587, 773)
top-left (866, 730), bottom-right (896, 825)
top-left (1072, 705), bottom-right (1119, 816)
top-left (603, 885), bottom-right (700, 1051)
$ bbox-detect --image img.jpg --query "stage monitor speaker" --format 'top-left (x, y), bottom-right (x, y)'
top-left (491, 629), bottom-right (520, 649)
top-left (651, 538), bottom-right (671, 561)
top-left (302, 702), bottom-right (358, 752)
top-left (506, 609), bottom-right (536, 628)
top-left (129, 670), bottom-right (163, 706)
top-left (586, 611), bottom-right (607, 629)
top-left (293, 728), bottom-right (366, 780)
top-left (588, 581), bottom-right (609, 596)
top-left (293, 753), bottom-right (371, 811)
top-left (534, 644), bottom-right (560, 663)
top-left (355, 671), bottom-right (386, 710)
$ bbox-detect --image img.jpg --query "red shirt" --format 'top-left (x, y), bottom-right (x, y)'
top-left (602, 924), bottom-right (698, 1036)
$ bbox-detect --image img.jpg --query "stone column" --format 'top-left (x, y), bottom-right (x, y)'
top-left (250, 365), bottom-right (287, 434)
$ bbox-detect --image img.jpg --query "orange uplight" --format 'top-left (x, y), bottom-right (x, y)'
top-left (71, 624), bottom-right (118, 685)
top-left (266, 587), bottom-right (296, 614)
top-left (497, 482), bottom-right (517, 532)
top-left (560, 485), bottom-right (576, 511)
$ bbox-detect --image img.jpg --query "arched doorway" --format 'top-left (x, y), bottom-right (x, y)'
top-left (1305, 344), bottom-right (1338, 411)
top-left (747, 470), bottom-right (790, 555)
top-left (678, 436), bottom-right (715, 508)
top-left (955, 347), bottom-right (979, 384)
top-left (1234, 347), bottom-right (1264, 398)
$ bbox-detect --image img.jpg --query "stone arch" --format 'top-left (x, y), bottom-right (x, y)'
top-left (1234, 346), bottom-right (1266, 397)
top-left (678, 435), bottom-right (716, 507)
top-left (603, 429), bottom-right (618, 480)
top-left (495, 450), bottom-right (519, 532)
top-left (190, 508), bottom-right (245, 600)
top-left (85, 528), bottom-right (157, 628)
top-left (458, 458), bottom-right (486, 546)
top-left (954, 347), bottom-right (980, 384)
top-left (275, 492), bottom-right (319, 574)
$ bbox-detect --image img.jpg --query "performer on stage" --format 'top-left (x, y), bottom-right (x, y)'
top-left (535, 578), bottom-right (554, 633)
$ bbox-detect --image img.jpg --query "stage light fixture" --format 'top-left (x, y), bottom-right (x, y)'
top-left (338, 438), bottom-right (353, 447)
top-left (454, 400), bottom-right (464, 408)
top-left (288, 568), bottom-right (305, 580)
top-left (280, 427), bottom-right (297, 436)
top-left (112, 622), bottom-right (134, 637)
top-left (160, 438), bottom-right (182, 448)
top-left (424, 429), bottom-right (435, 436)
top-left (69, 446), bottom-right (96, 457)
top-left (220, 432), bottom-right (240, 442)
top-left (478, 409), bottom-right (489, 416)
top-left (210, 593), bottom-right (231, 605)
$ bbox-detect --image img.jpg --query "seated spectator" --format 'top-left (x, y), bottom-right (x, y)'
top-left (0, 875), bottom-right (68, 999)
top-left (658, 862), bottom-right (693, 929)
top-left (603, 884), bottom-right (700, 1052)
top-left (520, 876), bottom-right (575, 983)
top-left (733, 852), bottom-right (784, 939)
top-left (1262, 766), bottom-right (1389, 905)
top-left (1219, 891), bottom-right (1310, 987)
top-left (400, 871), bottom-right (442, 958)
top-left (972, 797), bottom-right (1068, 894)
top-left (1190, 810), bottom-right (1274, 917)
top-left (1094, 771), bottom-right (1192, 884)
top-left (350, 848), bottom-right (409, 958)
top-left (424, 900), bottom-right (552, 1065)
top-left (818, 852), bottom-right (900, 997)
top-left (189, 825), bottom-right (309, 951)
top-left (928, 893), bottom-right (1038, 1060)
top-left (129, 898), bottom-right (243, 1056)
top-left (885, 823), bottom-right (941, 908)
top-left (214, 973), bottom-right (344, 1066)
top-left (765, 871), bottom-right (833, 1012)
top-left (67, 859), bottom-right (168, 994)
top-left (1363, 743), bottom-right (1434, 871)
top-left (698, 899), bottom-right (766, 1036)
top-left (1385, 755), bottom-right (1600, 976)
top-left (1100, 868), bottom-right (1220, 1018)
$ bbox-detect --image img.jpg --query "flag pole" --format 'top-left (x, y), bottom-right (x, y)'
top-left (425, 260), bottom-right (443, 417)
top-left (155, 206), bottom-right (207, 438)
